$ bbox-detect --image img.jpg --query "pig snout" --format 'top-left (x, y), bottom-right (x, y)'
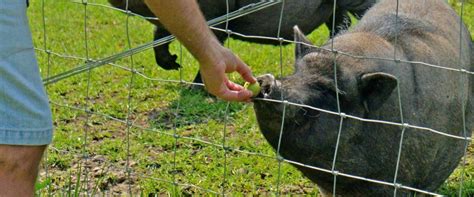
top-left (256, 74), bottom-right (278, 98)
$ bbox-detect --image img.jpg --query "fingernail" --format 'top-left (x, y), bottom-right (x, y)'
top-left (248, 90), bottom-right (254, 97)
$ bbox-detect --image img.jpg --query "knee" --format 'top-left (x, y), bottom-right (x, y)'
top-left (0, 156), bottom-right (25, 175)
top-left (0, 145), bottom-right (46, 179)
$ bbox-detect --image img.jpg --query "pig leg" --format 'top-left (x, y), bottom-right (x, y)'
top-left (349, 9), bottom-right (366, 20)
top-left (325, 9), bottom-right (351, 37)
top-left (152, 27), bottom-right (181, 70)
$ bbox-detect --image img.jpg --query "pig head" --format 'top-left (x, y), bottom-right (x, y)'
top-left (254, 0), bottom-right (472, 196)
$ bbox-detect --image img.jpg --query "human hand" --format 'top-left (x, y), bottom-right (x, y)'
top-left (143, 0), bottom-right (256, 101)
top-left (199, 46), bottom-right (257, 102)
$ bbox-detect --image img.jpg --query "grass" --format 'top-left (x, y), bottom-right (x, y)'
top-left (27, 0), bottom-right (473, 196)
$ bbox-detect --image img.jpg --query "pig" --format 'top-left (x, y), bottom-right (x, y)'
top-left (253, 0), bottom-right (473, 196)
top-left (108, 0), bottom-right (375, 86)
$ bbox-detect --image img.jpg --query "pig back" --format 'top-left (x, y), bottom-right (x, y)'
top-left (352, 0), bottom-right (471, 134)
top-left (228, 0), bottom-right (330, 42)
top-left (349, 0), bottom-right (472, 191)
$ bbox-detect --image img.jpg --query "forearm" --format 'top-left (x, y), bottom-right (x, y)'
top-left (144, 0), bottom-right (222, 68)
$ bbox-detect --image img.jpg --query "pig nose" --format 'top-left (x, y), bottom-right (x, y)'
top-left (256, 74), bottom-right (276, 97)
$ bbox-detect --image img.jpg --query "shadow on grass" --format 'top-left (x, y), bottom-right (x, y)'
top-left (148, 84), bottom-right (245, 130)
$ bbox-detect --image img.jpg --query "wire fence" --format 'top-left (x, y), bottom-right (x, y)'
top-left (32, 0), bottom-right (472, 196)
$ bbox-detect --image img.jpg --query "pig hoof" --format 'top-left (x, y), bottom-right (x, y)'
top-left (156, 55), bottom-right (181, 70)
top-left (160, 62), bottom-right (181, 70)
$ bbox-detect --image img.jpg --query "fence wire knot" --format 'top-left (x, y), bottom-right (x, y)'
top-left (84, 59), bottom-right (93, 64)
top-left (402, 123), bottom-right (409, 128)
top-left (276, 155), bottom-right (284, 162)
top-left (278, 37), bottom-right (284, 42)
top-left (223, 146), bottom-right (232, 152)
top-left (394, 183), bottom-right (402, 189)
top-left (339, 112), bottom-right (347, 119)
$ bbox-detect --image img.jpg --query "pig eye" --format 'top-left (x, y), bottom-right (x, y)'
top-left (316, 86), bottom-right (347, 106)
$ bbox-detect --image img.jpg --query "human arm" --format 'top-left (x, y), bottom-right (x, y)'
top-left (144, 0), bottom-right (257, 101)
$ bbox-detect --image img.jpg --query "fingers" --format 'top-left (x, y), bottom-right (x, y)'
top-left (203, 74), bottom-right (252, 102)
top-left (218, 88), bottom-right (253, 102)
top-left (234, 57), bottom-right (257, 84)
top-left (199, 46), bottom-right (256, 102)
top-left (215, 79), bottom-right (252, 101)
top-left (216, 57), bottom-right (255, 101)
top-left (223, 50), bottom-right (256, 84)
top-left (225, 79), bottom-right (245, 91)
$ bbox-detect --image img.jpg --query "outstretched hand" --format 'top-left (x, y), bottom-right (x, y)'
top-left (199, 46), bottom-right (257, 102)
top-left (143, 0), bottom-right (256, 101)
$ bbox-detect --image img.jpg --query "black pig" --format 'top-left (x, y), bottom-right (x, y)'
top-left (254, 0), bottom-right (473, 196)
top-left (108, 0), bottom-right (375, 86)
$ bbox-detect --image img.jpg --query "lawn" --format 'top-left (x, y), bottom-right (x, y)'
top-left (27, 0), bottom-right (473, 195)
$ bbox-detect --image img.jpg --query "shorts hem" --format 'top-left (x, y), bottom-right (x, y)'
top-left (0, 127), bottom-right (53, 145)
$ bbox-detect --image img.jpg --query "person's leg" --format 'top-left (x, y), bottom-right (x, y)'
top-left (0, 145), bottom-right (46, 196)
top-left (0, 1), bottom-right (52, 196)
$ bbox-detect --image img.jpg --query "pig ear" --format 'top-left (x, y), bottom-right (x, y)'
top-left (359, 72), bottom-right (398, 112)
top-left (294, 26), bottom-right (316, 59)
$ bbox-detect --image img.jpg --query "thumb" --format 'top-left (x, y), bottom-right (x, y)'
top-left (235, 59), bottom-right (257, 84)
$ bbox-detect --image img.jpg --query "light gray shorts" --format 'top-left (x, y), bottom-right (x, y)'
top-left (0, 0), bottom-right (53, 145)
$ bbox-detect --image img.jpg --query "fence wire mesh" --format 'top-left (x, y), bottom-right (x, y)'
top-left (29, 0), bottom-right (472, 196)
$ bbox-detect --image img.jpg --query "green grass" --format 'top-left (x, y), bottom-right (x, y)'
top-left (27, 0), bottom-right (473, 195)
